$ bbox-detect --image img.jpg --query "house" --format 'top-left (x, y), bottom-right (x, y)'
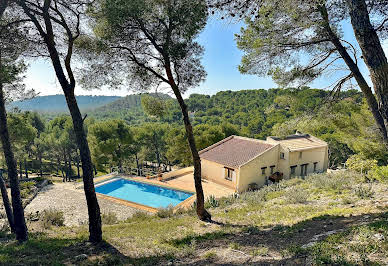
top-left (199, 132), bottom-right (329, 192)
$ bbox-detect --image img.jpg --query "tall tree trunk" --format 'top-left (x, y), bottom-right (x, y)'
top-left (0, 175), bottom-right (15, 233)
top-left (164, 63), bottom-right (211, 221)
top-left (346, 0), bottom-right (388, 124)
top-left (39, 154), bottom-right (43, 177)
top-left (24, 158), bottom-right (28, 179)
top-left (63, 151), bottom-right (68, 182)
top-left (68, 150), bottom-right (72, 180)
top-left (20, 0), bottom-right (102, 242)
top-left (56, 157), bottom-right (60, 176)
top-left (0, 85), bottom-right (28, 242)
top-left (64, 89), bottom-right (102, 243)
top-left (19, 161), bottom-right (22, 179)
top-left (319, 5), bottom-right (388, 143)
top-left (76, 161), bottom-right (80, 178)
top-left (135, 154), bottom-right (140, 176)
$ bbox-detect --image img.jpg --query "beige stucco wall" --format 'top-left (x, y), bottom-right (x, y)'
top-left (201, 159), bottom-right (237, 189)
top-left (237, 145), bottom-right (280, 192)
top-left (282, 146), bottom-right (328, 178)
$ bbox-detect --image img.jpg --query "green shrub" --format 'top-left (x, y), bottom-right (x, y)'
top-left (41, 209), bottom-right (65, 229)
top-left (308, 172), bottom-right (357, 191)
top-left (205, 195), bottom-right (219, 208)
top-left (20, 181), bottom-right (35, 189)
top-left (284, 187), bottom-right (309, 203)
top-left (202, 250), bottom-right (217, 260)
top-left (346, 155), bottom-right (377, 173)
top-left (156, 205), bottom-right (174, 218)
top-left (102, 212), bottom-right (118, 225)
top-left (131, 211), bottom-right (151, 221)
top-left (20, 189), bottom-right (30, 199)
top-left (229, 242), bottom-right (241, 250)
top-left (354, 184), bottom-right (374, 199)
top-left (251, 245), bottom-right (269, 256)
top-left (368, 166), bottom-right (388, 183)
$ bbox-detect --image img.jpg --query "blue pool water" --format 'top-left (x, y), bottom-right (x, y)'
top-left (95, 178), bottom-right (193, 208)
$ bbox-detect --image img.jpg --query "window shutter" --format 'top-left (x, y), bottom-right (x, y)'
top-left (232, 171), bottom-right (236, 183)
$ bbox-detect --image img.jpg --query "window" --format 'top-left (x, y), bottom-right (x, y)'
top-left (314, 162), bottom-right (318, 172)
top-left (270, 165), bottom-right (275, 174)
top-left (225, 168), bottom-right (234, 181)
top-left (290, 165), bottom-right (297, 176)
top-left (300, 164), bottom-right (308, 176)
top-left (299, 152), bottom-right (303, 159)
top-left (280, 152), bottom-right (285, 159)
top-left (261, 167), bottom-right (267, 175)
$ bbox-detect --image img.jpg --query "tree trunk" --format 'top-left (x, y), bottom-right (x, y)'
top-left (135, 154), bottom-right (140, 176)
top-left (63, 151), bottom-right (68, 182)
top-left (319, 5), bottom-right (388, 143)
top-left (77, 161), bottom-right (80, 178)
top-left (164, 63), bottom-right (211, 221)
top-left (0, 175), bottom-right (15, 233)
top-left (19, 0), bottom-right (102, 242)
top-left (39, 155), bottom-right (43, 177)
top-left (346, 0), bottom-right (388, 125)
top-left (0, 84), bottom-right (28, 242)
top-left (63, 89), bottom-right (102, 243)
top-left (24, 158), bottom-right (28, 179)
top-left (68, 151), bottom-right (72, 180)
top-left (19, 161), bottom-right (22, 179)
top-left (93, 164), bottom-right (97, 176)
top-left (56, 157), bottom-right (60, 175)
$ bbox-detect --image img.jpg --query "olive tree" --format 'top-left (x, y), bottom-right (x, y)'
top-left (79, 0), bottom-right (211, 221)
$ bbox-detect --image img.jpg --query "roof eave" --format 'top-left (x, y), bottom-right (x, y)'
top-left (288, 144), bottom-right (328, 152)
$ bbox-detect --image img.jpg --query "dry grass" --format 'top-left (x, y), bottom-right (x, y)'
top-left (1, 171), bottom-right (388, 265)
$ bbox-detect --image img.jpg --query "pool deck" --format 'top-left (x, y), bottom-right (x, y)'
top-left (91, 172), bottom-right (235, 212)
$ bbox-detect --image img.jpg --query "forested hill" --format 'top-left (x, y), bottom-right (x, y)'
top-left (8, 95), bottom-right (121, 112)
top-left (88, 93), bottom-right (172, 123)
top-left (86, 88), bottom-right (363, 131)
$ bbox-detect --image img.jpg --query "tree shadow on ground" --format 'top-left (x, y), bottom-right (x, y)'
top-left (0, 231), bottom-right (176, 266)
top-left (167, 210), bottom-right (388, 265)
top-left (0, 210), bottom-right (387, 265)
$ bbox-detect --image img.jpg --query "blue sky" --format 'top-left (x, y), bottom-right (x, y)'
top-left (24, 18), bottom-right (388, 97)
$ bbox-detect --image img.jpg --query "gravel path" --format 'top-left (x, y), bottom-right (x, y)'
top-left (25, 183), bottom-right (139, 226)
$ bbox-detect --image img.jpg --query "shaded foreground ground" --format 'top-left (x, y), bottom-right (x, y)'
top-left (0, 171), bottom-right (388, 265)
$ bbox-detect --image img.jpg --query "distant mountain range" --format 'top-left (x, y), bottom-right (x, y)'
top-left (8, 95), bottom-right (121, 112)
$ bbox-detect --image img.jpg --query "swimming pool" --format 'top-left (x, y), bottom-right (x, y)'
top-left (95, 178), bottom-right (194, 209)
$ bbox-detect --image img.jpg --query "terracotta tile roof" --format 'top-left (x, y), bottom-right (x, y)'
top-left (199, 136), bottom-right (275, 168)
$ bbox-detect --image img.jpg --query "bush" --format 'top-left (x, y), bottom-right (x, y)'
top-left (41, 209), bottom-right (65, 229)
top-left (307, 172), bottom-right (360, 191)
top-left (368, 166), bottom-right (388, 183)
top-left (284, 187), bottom-right (309, 203)
top-left (102, 212), bottom-right (118, 225)
top-left (346, 155), bottom-right (377, 173)
top-left (354, 184), bottom-right (374, 199)
top-left (156, 205), bottom-right (174, 218)
top-left (20, 181), bottom-right (35, 189)
top-left (19, 181), bottom-right (36, 199)
top-left (131, 211), bottom-right (150, 221)
top-left (205, 195), bottom-right (219, 208)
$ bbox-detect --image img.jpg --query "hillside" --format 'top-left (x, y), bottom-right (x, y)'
top-left (8, 95), bottom-right (121, 112)
top-left (1, 171), bottom-right (387, 265)
top-left (89, 93), bottom-right (172, 124)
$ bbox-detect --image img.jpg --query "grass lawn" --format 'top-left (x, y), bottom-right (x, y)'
top-left (0, 171), bottom-right (387, 265)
